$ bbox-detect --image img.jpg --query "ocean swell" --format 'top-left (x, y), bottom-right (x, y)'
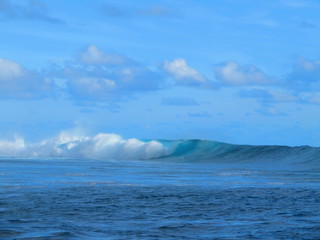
top-left (159, 139), bottom-right (320, 166)
top-left (0, 132), bottom-right (319, 166)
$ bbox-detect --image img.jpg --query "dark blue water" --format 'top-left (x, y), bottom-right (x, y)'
top-left (1, 158), bottom-right (320, 239)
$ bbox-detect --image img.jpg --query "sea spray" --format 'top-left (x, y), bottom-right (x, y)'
top-left (0, 132), bottom-right (167, 160)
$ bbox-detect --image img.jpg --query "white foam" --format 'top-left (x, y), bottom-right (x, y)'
top-left (0, 132), bottom-right (167, 160)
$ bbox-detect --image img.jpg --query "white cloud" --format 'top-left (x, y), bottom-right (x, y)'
top-left (162, 58), bottom-right (208, 87)
top-left (0, 58), bottom-right (53, 99)
top-left (69, 77), bottom-right (116, 99)
top-left (0, 58), bottom-right (25, 79)
top-left (79, 45), bottom-right (128, 65)
top-left (64, 66), bottom-right (162, 101)
top-left (214, 61), bottom-right (272, 86)
top-left (56, 45), bottom-right (163, 102)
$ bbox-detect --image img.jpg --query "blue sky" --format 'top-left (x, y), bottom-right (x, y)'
top-left (1, 0), bottom-right (320, 146)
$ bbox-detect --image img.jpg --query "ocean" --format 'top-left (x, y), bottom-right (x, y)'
top-left (1, 136), bottom-right (320, 239)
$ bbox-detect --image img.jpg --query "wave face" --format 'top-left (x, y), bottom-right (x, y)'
top-left (0, 132), bottom-right (319, 166)
top-left (158, 139), bottom-right (320, 165)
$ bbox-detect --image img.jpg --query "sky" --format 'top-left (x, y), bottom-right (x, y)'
top-left (1, 0), bottom-right (320, 146)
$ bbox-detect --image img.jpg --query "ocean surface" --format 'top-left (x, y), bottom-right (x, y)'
top-left (1, 137), bottom-right (320, 239)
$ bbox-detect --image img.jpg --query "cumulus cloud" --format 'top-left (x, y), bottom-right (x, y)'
top-left (0, 58), bottom-right (53, 99)
top-left (162, 58), bottom-right (209, 87)
top-left (214, 61), bottom-right (272, 86)
top-left (55, 45), bottom-right (164, 102)
top-left (0, 0), bottom-right (62, 23)
top-left (68, 77), bottom-right (116, 100)
top-left (65, 69), bottom-right (162, 102)
top-left (236, 57), bottom-right (320, 106)
top-left (79, 45), bottom-right (129, 65)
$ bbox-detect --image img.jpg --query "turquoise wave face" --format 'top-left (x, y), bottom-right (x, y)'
top-left (156, 139), bottom-right (320, 167)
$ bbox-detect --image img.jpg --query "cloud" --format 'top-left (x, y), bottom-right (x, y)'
top-left (64, 67), bottom-right (163, 101)
top-left (161, 97), bottom-right (198, 106)
top-left (285, 58), bottom-right (320, 91)
top-left (0, 0), bottom-right (62, 23)
top-left (55, 45), bottom-right (164, 102)
top-left (237, 57), bottom-right (320, 106)
top-left (162, 58), bottom-right (210, 87)
top-left (78, 45), bottom-right (129, 65)
top-left (68, 77), bottom-right (116, 101)
top-left (239, 88), bottom-right (298, 103)
top-left (0, 58), bottom-right (53, 99)
top-left (214, 61), bottom-right (272, 86)
top-left (239, 87), bottom-right (320, 106)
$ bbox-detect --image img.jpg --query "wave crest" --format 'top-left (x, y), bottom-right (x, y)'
top-left (0, 132), bottom-right (167, 160)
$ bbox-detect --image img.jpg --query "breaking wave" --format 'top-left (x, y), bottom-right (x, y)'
top-left (0, 132), bottom-right (319, 166)
top-left (0, 132), bottom-right (166, 160)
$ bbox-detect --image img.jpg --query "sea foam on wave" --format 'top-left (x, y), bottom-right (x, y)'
top-left (0, 132), bottom-right (167, 160)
